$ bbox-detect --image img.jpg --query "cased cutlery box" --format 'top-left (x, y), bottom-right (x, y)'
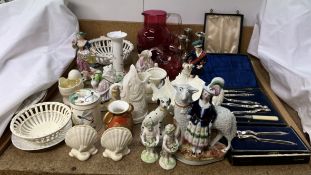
top-left (200, 53), bottom-right (311, 165)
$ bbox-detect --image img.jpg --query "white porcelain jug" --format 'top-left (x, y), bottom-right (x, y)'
top-left (109, 65), bottom-right (150, 124)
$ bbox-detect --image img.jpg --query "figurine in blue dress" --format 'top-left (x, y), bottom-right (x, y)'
top-left (184, 77), bottom-right (224, 154)
top-left (186, 40), bottom-right (208, 77)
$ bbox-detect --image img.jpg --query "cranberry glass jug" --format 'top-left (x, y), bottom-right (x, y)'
top-left (137, 10), bottom-right (182, 79)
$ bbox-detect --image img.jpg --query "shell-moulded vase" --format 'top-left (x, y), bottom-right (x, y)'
top-left (65, 125), bottom-right (98, 161)
top-left (101, 127), bottom-right (133, 161)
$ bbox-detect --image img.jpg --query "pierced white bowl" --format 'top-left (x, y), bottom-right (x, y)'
top-left (88, 36), bottom-right (134, 65)
top-left (10, 102), bottom-right (72, 144)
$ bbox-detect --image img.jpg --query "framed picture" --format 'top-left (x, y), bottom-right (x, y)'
top-left (203, 12), bottom-right (243, 53)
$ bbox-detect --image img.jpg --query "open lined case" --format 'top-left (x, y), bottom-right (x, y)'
top-left (200, 12), bottom-right (311, 165)
top-left (204, 11), bottom-right (243, 53)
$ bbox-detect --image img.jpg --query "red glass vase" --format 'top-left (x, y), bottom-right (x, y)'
top-left (137, 10), bottom-right (182, 79)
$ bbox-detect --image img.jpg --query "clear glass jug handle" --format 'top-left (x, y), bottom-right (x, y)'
top-left (167, 13), bottom-right (182, 35)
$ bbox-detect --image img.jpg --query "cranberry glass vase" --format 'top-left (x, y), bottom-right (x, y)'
top-left (137, 10), bottom-right (182, 79)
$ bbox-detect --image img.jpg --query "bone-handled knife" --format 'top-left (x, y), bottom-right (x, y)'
top-left (236, 115), bottom-right (279, 121)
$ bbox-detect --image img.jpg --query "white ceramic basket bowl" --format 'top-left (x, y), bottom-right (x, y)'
top-left (10, 102), bottom-right (72, 144)
top-left (88, 36), bottom-right (134, 65)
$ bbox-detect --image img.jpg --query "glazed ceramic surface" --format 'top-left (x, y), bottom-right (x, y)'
top-left (65, 125), bottom-right (98, 161)
top-left (176, 77), bottom-right (237, 165)
top-left (109, 65), bottom-right (150, 124)
top-left (107, 31), bottom-right (128, 76)
top-left (88, 36), bottom-right (134, 66)
top-left (58, 77), bottom-right (84, 105)
top-left (104, 100), bottom-right (134, 131)
top-left (159, 124), bottom-right (179, 170)
top-left (68, 69), bottom-right (83, 80)
top-left (11, 121), bottom-right (72, 151)
top-left (69, 89), bottom-right (102, 131)
top-left (101, 127), bottom-right (133, 161)
top-left (146, 67), bottom-right (167, 87)
top-left (140, 118), bottom-right (160, 163)
top-left (10, 102), bottom-right (71, 144)
top-left (135, 50), bottom-right (155, 72)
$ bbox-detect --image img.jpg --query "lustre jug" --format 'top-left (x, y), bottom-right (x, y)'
top-left (103, 100), bottom-right (134, 131)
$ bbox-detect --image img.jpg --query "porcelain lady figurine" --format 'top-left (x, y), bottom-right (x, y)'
top-left (135, 49), bottom-right (156, 72)
top-left (159, 124), bottom-right (179, 170)
top-left (186, 40), bottom-right (207, 77)
top-left (140, 119), bottom-right (160, 163)
top-left (73, 32), bottom-right (92, 74)
top-left (109, 65), bottom-right (150, 124)
top-left (183, 84), bottom-right (220, 154)
top-left (178, 77), bottom-right (237, 165)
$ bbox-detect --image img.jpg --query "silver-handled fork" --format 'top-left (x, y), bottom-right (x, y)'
top-left (237, 130), bottom-right (288, 136)
top-left (236, 130), bottom-right (296, 145)
top-left (237, 134), bottom-right (297, 145)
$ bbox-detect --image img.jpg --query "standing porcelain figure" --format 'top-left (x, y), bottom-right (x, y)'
top-left (107, 31), bottom-right (127, 77)
top-left (73, 32), bottom-right (92, 80)
top-left (177, 77), bottom-right (237, 165)
top-left (159, 124), bottom-right (179, 170)
top-left (140, 119), bottom-right (160, 163)
top-left (110, 65), bottom-right (150, 124)
top-left (186, 40), bottom-right (208, 77)
top-left (183, 83), bottom-right (221, 154)
top-left (135, 49), bottom-right (156, 72)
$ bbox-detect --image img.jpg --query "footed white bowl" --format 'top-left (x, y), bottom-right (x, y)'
top-left (88, 36), bottom-right (134, 65)
top-left (10, 102), bottom-right (71, 144)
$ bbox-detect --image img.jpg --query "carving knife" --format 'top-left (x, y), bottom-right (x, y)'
top-left (236, 115), bottom-right (279, 121)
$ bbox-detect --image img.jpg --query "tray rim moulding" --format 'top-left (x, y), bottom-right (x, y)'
top-left (10, 102), bottom-right (71, 144)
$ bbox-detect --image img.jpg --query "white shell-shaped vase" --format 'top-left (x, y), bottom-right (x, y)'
top-left (101, 127), bottom-right (133, 161)
top-left (65, 125), bottom-right (98, 161)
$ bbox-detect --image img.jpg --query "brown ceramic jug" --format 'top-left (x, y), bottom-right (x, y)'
top-left (103, 100), bottom-right (134, 131)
